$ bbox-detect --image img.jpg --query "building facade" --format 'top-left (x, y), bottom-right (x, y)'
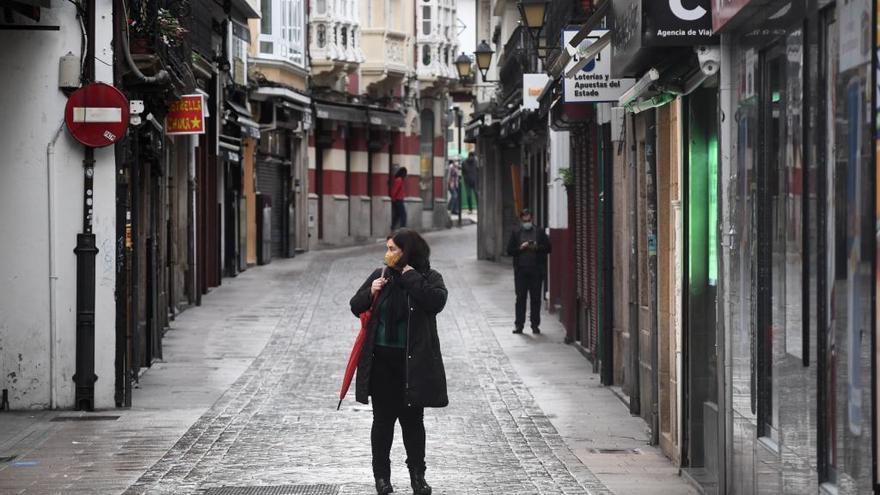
top-left (471, 0), bottom-right (880, 493)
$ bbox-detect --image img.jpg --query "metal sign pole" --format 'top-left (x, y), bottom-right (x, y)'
top-left (73, 0), bottom-right (98, 411)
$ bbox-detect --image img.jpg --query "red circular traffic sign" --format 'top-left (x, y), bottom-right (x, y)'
top-left (64, 82), bottom-right (130, 148)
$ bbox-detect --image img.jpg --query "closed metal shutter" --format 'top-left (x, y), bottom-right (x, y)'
top-left (586, 123), bottom-right (600, 357)
top-left (571, 121), bottom-right (600, 359)
top-left (256, 160), bottom-right (287, 258)
top-left (572, 124), bottom-right (588, 347)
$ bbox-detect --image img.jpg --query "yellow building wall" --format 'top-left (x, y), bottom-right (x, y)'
top-left (243, 137), bottom-right (258, 266)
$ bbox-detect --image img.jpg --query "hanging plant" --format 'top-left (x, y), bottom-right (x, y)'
top-left (156, 8), bottom-right (188, 46)
top-left (558, 167), bottom-right (574, 188)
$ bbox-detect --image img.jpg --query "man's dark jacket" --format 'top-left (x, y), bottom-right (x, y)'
top-left (462, 157), bottom-right (477, 186)
top-left (350, 268), bottom-right (449, 408)
top-left (506, 226), bottom-right (552, 271)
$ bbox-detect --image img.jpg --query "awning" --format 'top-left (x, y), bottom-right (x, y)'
top-left (226, 101), bottom-right (261, 139)
top-left (314, 101), bottom-right (367, 124)
top-left (230, 0), bottom-right (259, 19)
top-left (252, 86), bottom-right (312, 110)
top-left (366, 108), bottom-right (406, 129)
top-left (464, 117), bottom-right (484, 144)
top-left (499, 108), bottom-right (522, 138)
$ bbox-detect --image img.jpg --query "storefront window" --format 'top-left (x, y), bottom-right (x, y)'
top-left (819, 12), bottom-right (839, 485)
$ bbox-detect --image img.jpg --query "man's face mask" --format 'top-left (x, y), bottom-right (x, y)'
top-left (522, 221), bottom-right (533, 230)
top-left (384, 250), bottom-right (402, 268)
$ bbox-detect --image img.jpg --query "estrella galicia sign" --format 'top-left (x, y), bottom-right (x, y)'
top-left (644, 0), bottom-right (717, 46)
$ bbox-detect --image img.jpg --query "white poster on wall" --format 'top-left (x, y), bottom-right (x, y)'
top-left (523, 73), bottom-right (550, 110)
top-left (562, 29), bottom-right (635, 103)
top-left (839, 0), bottom-right (871, 72)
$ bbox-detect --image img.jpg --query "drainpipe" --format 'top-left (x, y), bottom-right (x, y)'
top-left (119, 23), bottom-right (169, 84)
top-left (46, 121), bottom-right (65, 409)
top-left (645, 110), bottom-right (660, 445)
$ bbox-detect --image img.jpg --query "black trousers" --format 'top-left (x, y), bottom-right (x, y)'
top-left (514, 268), bottom-right (543, 329)
top-left (370, 346), bottom-right (425, 479)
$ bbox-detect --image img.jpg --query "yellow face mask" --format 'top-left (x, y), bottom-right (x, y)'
top-left (384, 251), bottom-right (402, 268)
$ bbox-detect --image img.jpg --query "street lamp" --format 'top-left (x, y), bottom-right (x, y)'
top-left (455, 52), bottom-right (473, 82)
top-left (517, 0), bottom-right (551, 65)
top-left (518, 0), bottom-right (548, 33)
top-left (474, 40), bottom-right (497, 81)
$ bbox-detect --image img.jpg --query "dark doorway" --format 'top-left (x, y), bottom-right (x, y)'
top-left (682, 87), bottom-right (720, 489)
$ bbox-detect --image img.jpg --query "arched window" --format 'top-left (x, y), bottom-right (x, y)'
top-left (317, 24), bottom-right (326, 47)
top-left (422, 44), bottom-right (431, 66)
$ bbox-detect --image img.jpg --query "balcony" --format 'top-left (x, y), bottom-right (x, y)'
top-left (124, 0), bottom-right (197, 94)
top-left (309, 0), bottom-right (363, 86)
top-left (361, 29), bottom-right (412, 85)
top-left (497, 26), bottom-right (536, 101)
top-left (416, 0), bottom-right (458, 89)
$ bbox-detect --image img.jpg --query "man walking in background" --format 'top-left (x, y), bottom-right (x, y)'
top-left (461, 153), bottom-right (478, 213)
top-left (507, 209), bottom-right (551, 334)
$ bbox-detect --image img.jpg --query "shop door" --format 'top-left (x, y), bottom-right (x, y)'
top-left (256, 160), bottom-right (288, 258)
top-left (223, 158), bottom-right (240, 277)
top-left (683, 87), bottom-right (720, 488)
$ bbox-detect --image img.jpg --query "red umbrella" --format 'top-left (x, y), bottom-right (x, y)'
top-left (337, 269), bottom-right (384, 410)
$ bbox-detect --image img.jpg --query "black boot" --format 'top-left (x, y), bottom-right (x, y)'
top-left (375, 477), bottom-right (393, 494)
top-left (409, 469), bottom-right (432, 495)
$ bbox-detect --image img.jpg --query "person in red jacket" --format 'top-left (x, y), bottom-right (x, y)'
top-left (390, 167), bottom-right (408, 230)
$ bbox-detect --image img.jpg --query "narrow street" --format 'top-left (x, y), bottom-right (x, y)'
top-left (0, 227), bottom-right (693, 495)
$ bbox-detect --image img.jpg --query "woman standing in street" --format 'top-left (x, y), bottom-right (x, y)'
top-left (349, 229), bottom-right (448, 495)
top-left (390, 167), bottom-right (408, 230)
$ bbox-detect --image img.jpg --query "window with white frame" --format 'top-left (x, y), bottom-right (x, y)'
top-left (230, 22), bottom-right (250, 86)
top-left (259, 0), bottom-right (306, 66)
top-left (422, 5), bottom-right (431, 35)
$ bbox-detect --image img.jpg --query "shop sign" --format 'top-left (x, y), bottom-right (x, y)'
top-left (839, 0), bottom-right (871, 73)
top-left (166, 94), bottom-right (206, 135)
top-left (523, 73), bottom-right (550, 110)
top-left (563, 29), bottom-right (635, 104)
top-left (64, 82), bottom-right (130, 148)
top-left (711, 0), bottom-right (756, 31)
top-left (645, 0), bottom-right (716, 45)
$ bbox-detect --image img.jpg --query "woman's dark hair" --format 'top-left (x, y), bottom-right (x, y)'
top-left (394, 166), bottom-right (408, 178)
top-left (387, 228), bottom-right (430, 272)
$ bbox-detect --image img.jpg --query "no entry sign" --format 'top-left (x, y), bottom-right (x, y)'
top-left (64, 82), bottom-right (130, 148)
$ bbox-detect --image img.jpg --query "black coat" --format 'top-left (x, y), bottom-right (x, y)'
top-left (506, 226), bottom-right (551, 272)
top-left (349, 267), bottom-right (449, 408)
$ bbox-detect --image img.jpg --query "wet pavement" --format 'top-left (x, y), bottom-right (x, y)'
top-left (0, 226), bottom-right (694, 494)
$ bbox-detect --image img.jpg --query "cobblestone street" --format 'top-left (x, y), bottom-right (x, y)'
top-left (0, 227), bottom-right (693, 495)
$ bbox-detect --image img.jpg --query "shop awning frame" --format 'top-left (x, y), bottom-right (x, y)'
top-left (366, 108), bottom-right (406, 129)
top-left (314, 101), bottom-right (368, 124)
top-left (252, 86), bottom-right (312, 110)
top-left (225, 101), bottom-right (261, 138)
top-left (548, 0), bottom-right (609, 78)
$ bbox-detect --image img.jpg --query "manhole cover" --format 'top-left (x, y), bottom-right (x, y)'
top-left (590, 448), bottom-right (640, 454)
top-left (204, 486), bottom-right (339, 495)
top-left (51, 415), bottom-right (120, 422)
